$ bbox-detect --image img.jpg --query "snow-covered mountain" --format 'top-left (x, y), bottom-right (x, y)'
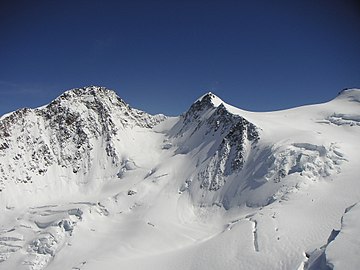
top-left (0, 86), bottom-right (359, 270)
top-left (0, 87), bottom-right (165, 202)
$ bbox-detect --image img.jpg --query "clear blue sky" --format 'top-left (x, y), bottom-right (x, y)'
top-left (1, 0), bottom-right (359, 116)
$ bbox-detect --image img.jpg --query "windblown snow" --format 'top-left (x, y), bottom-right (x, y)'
top-left (0, 86), bottom-right (359, 270)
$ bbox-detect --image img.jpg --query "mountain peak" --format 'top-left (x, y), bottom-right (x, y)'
top-left (57, 86), bottom-right (123, 103)
top-left (44, 86), bottom-right (165, 130)
top-left (195, 92), bottom-right (224, 107)
top-left (64, 85), bottom-right (113, 94)
top-left (0, 85), bottom-right (166, 191)
top-left (44, 86), bottom-right (135, 120)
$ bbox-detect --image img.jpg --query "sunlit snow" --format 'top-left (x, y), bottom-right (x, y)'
top-left (0, 86), bottom-right (359, 270)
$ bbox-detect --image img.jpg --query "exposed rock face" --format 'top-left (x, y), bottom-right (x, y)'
top-left (199, 105), bottom-right (259, 191)
top-left (172, 93), bottom-right (260, 191)
top-left (0, 86), bottom-right (165, 189)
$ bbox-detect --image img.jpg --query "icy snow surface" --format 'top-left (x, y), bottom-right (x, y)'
top-left (0, 86), bottom-right (360, 269)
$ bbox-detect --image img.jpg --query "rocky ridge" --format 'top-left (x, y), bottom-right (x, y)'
top-left (0, 86), bottom-right (165, 190)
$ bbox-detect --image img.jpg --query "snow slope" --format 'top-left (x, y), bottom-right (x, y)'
top-left (0, 86), bottom-right (359, 269)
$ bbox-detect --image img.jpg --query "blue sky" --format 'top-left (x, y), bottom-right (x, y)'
top-left (0, 0), bottom-right (359, 116)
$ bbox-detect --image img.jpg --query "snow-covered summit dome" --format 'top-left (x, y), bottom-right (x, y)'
top-left (335, 88), bottom-right (360, 102)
